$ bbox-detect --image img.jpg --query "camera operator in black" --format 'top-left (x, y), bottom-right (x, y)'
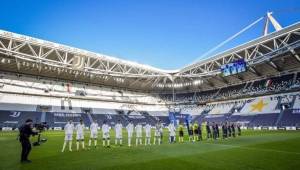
top-left (19, 119), bottom-right (38, 163)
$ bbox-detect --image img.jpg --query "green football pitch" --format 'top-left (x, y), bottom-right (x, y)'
top-left (1, 130), bottom-right (300, 170)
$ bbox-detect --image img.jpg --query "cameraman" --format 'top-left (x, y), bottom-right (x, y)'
top-left (19, 119), bottom-right (38, 163)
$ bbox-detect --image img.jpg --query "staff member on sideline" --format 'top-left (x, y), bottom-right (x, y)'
top-left (19, 119), bottom-right (38, 163)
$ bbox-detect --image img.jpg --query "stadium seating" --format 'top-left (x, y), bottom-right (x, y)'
top-left (203, 114), bottom-right (230, 124)
top-left (208, 102), bottom-right (235, 115)
top-left (1, 70), bottom-right (300, 129)
top-left (180, 105), bottom-right (206, 115)
top-left (0, 72), bottom-right (162, 104)
top-left (293, 94), bottom-right (300, 109)
top-left (237, 96), bottom-right (280, 115)
top-left (277, 109), bottom-right (300, 127)
top-left (249, 113), bottom-right (279, 126)
top-left (160, 73), bottom-right (299, 103)
top-left (1, 91), bottom-right (299, 128)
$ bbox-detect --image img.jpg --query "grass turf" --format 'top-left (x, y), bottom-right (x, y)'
top-left (0, 130), bottom-right (300, 170)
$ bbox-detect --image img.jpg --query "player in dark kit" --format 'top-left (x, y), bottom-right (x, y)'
top-left (237, 124), bottom-right (242, 136)
top-left (212, 122), bottom-right (217, 140)
top-left (222, 123), bottom-right (227, 139)
top-left (206, 122), bottom-right (212, 139)
top-left (193, 122), bottom-right (199, 142)
top-left (231, 123), bottom-right (236, 137)
top-left (216, 123), bottom-right (219, 138)
top-left (228, 123), bottom-right (232, 137)
top-left (212, 123), bottom-right (215, 139)
top-left (19, 119), bottom-right (38, 163)
top-left (188, 124), bottom-right (193, 142)
top-left (178, 122), bottom-right (184, 143)
top-left (197, 123), bottom-right (202, 141)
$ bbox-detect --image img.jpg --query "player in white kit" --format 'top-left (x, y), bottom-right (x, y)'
top-left (144, 123), bottom-right (151, 145)
top-left (88, 120), bottom-right (98, 148)
top-left (126, 120), bottom-right (134, 147)
top-left (61, 120), bottom-right (74, 152)
top-left (153, 121), bottom-right (161, 145)
top-left (75, 119), bottom-right (85, 150)
top-left (135, 123), bottom-right (143, 146)
top-left (102, 121), bottom-right (111, 147)
top-left (115, 120), bottom-right (123, 146)
top-left (168, 122), bottom-right (176, 143)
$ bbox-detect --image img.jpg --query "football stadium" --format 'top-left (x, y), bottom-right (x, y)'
top-left (0, 1), bottom-right (300, 170)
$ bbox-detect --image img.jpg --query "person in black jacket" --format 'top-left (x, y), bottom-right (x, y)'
top-left (19, 119), bottom-right (38, 163)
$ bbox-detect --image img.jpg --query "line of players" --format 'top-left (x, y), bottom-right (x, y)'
top-left (179, 121), bottom-right (242, 143)
top-left (61, 119), bottom-right (241, 152)
top-left (61, 119), bottom-right (163, 152)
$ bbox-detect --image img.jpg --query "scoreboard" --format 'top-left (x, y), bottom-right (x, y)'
top-left (221, 59), bottom-right (247, 76)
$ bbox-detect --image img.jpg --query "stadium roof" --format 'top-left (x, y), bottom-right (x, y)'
top-left (0, 15), bottom-right (300, 93)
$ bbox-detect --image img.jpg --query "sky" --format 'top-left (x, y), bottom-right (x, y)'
top-left (0, 0), bottom-right (299, 70)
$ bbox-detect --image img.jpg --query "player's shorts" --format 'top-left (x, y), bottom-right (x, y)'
top-left (145, 133), bottom-right (151, 138)
top-left (90, 132), bottom-right (98, 139)
top-left (136, 133), bottom-right (142, 138)
top-left (179, 131), bottom-right (184, 137)
top-left (64, 134), bottom-right (73, 141)
top-left (76, 133), bottom-right (84, 140)
top-left (194, 129), bottom-right (199, 135)
top-left (154, 131), bottom-right (161, 137)
top-left (102, 132), bottom-right (110, 140)
top-left (128, 132), bottom-right (133, 138)
top-left (115, 132), bottom-right (122, 139)
top-left (188, 130), bottom-right (193, 136)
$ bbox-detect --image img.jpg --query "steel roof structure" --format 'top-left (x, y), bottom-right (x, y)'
top-left (0, 13), bottom-right (300, 93)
